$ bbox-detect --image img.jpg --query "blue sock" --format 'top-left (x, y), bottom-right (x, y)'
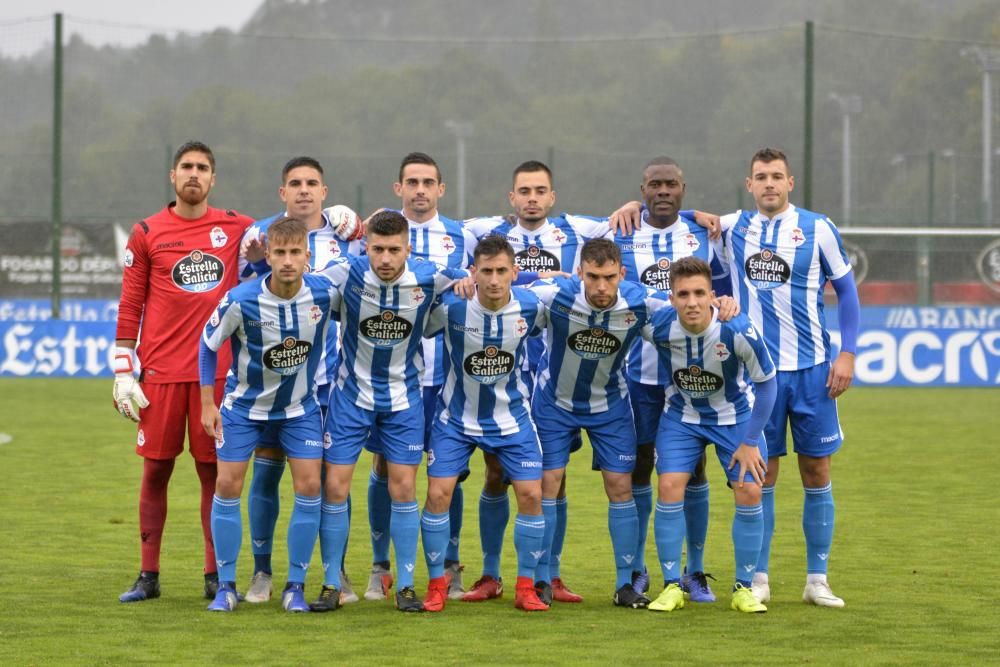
top-left (286, 494), bottom-right (320, 584)
top-left (248, 457), bottom-right (284, 575)
top-left (733, 504), bottom-right (764, 588)
top-left (420, 509), bottom-right (450, 579)
top-left (479, 492), bottom-right (509, 578)
top-left (210, 495), bottom-right (242, 584)
top-left (757, 485), bottom-right (775, 574)
top-left (684, 482), bottom-right (710, 574)
top-left (341, 492), bottom-right (351, 572)
top-left (514, 513), bottom-right (546, 580)
top-left (804, 483), bottom-right (835, 574)
top-left (446, 483), bottom-right (463, 563)
top-left (653, 500), bottom-right (685, 584)
top-left (608, 500), bottom-right (640, 589)
top-left (536, 498), bottom-right (557, 583)
top-left (367, 471), bottom-right (391, 565)
top-left (550, 496), bottom-right (568, 579)
top-left (391, 501), bottom-right (420, 588)
top-left (319, 501), bottom-right (349, 588)
top-left (632, 485), bottom-right (653, 575)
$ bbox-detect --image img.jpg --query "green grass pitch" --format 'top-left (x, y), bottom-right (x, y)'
top-left (0, 379), bottom-right (996, 665)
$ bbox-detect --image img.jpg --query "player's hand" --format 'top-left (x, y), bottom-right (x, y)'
top-left (826, 351), bottom-right (855, 399)
top-left (326, 205), bottom-right (365, 241)
top-left (201, 402), bottom-right (223, 440)
top-left (713, 295), bottom-right (740, 321)
top-left (538, 271), bottom-right (571, 280)
top-left (452, 276), bottom-right (476, 299)
top-left (692, 210), bottom-right (721, 240)
top-left (111, 347), bottom-right (148, 422)
top-left (241, 237), bottom-right (265, 263)
top-left (608, 201), bottom-right (643, 236)
top-left (727, 443), bottom-right (766, 488)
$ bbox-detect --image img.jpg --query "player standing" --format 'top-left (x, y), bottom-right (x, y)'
top-left (420, 236), bottom-right (551, 612)
top-left (641, 257), bottom-right (777, 614)
top-left (115, 141), bottom-right (254, 603)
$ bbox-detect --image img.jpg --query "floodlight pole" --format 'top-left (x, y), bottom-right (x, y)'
top-left (51, 13), bottom-right (63, 319)
top-left (829, 93), bottom-right (862, 225)
top-left (962, 47), bottom-right (1000, 225)
top-left (445, 120), bottom-right (474, 220)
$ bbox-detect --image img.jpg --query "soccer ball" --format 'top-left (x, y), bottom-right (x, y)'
top-left (325, 205), bottom-right (363, 241)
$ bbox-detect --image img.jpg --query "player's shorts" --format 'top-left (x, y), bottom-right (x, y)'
top-left (325, 387), bottom-right (424, 466)
top-left (216, 406), bottom-right (325, 463)
top-left (428, 419), bottom-right (543, 482)
top-left (135, 380), bottom-right (224, 463)
top-left (363, 385), bottom-right (440, 456)
top-left (765, 363), bottom-right (843, 459)
top-left (655, 418), bottom-right (768, 485)
top-left (626, 378), bottom-right (666, 446)
top-left (532, 393), bottom-right (637, 473)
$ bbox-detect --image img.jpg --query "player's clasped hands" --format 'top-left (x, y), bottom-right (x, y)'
top-left (728, 444), bottom-right (767, 488)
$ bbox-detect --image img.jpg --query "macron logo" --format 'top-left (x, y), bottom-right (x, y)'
top-left (819, 553), bottom-right (829, 561)
top-left (426, 551), bottom-right (441, 562)
top-left (743, 564), bottom-right (755, 572)
top-left (253, 539), bottom-right (267, 548)
top-left (530, 550), bottom-right (546, 560)
top-left (623, 554), bottom-right (635, 565)
top-left (371, 531), bottom-right (383, 541)
top-left (662, 561), bottom-right (676, 572)
top-left (404, 563), bottom-right (415, 573)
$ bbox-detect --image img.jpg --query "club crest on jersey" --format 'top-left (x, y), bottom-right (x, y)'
top-left (328, 240), bottom-right (342, 257)
top-left (210, 227), bottom-right (228, 248)
top-left (713, 343), bottom-right (731, 361)
top-left (623, 311), bottom-right (637, 326)
top-left (673, 364), bottom-right (723, 398)
top-left (684, 234), bottom-right (700, 251)
top-left (361, 310), bottom-right (413, 346)
top-left (551, 229), bottom-right (567, 244)
top-left (309, 305), bottom-right (323, 323)
top-left (464, 345), bottom-right (515, 384)
top-left (439, 235), bottom-right (455, 253)
top-left (745, 248), bottom-right (790, 290)
top-left (789, 227), bottom-right (805, 247)
top-left (568, 327), bottom-right (622, 359)
top-left (515, 318), bottom-right (528, 336)
top-left (123, 249), bottom-right (134, 268)
top-left (516, 245), bottom-right (559, 272)
top-left (264, 336), bottom-right (312, 375)
top-left (171, 250), bottom-right (224, 293)
top-left (641, 258), bottom-right (671, 291)
top-left (137, 429), bottom-right (145, 447)
top-left (410, 287), bottom-right (426, 305)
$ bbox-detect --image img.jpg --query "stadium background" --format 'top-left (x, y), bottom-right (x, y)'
top-left (0, 2), bottom-right (997, 664)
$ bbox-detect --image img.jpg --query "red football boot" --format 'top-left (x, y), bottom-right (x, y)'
top-left (461, 575), bottom-right (503, 601)
top-left (551, 577), bottom-right (584, 603)
top-left (514, 576), bottom-right (550, 612)
top-left (423, 576), bottom-right (449, 612)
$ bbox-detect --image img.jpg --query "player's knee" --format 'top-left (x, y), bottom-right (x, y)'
top-left (603, 472), bottom-right (633, 502)
top-left (425, 481), bottom-right (454, 514)
top-left (657, 474), bottom-right (687, 503)
top-left (215, 474), bottom-right (244, 499)
top-left (514, 484), bottom-right (542, 514)
top-left (798, 454), bottom-right (830, 487)
top-left (733, 484), bottom-right (762, 506)
top-left (541, 469), bottom-right (564, 497)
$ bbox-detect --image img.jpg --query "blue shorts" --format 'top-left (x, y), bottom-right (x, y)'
top-left (765, 364), bottom-right (843, 458)
top-left (324, 388), bottom-right (425, 466)
top-left (627, 378), bottom-right (666, 446)
top-left (655, 418), bottom-right (768, 484)
top-left (532, 393), bottom-right (637, 473)
top-left (217, 407), bottom-right (324, 463)
top-left (364, 385), bottom-right (440, 456)
top-left (428, 420), bottom-right (543, 482)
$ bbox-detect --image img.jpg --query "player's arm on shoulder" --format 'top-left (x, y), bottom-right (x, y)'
top-left (687, 210), bottom-right (721, 240)
top-left (239, 223), bottom-right (268, 279)
top-left (563, 213), bottom-right (612, 240)
top-left (433, 263), bottom-right (471, 294)
top-left (326, 205), bottom-right (364, 241)
top-left (527, 277), bottom-right (560, 307)
top-left (608, 200), bottom-right (644, 236)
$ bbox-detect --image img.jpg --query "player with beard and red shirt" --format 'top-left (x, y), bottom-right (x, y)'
top-left (115, 141), bottom-right (255, 603)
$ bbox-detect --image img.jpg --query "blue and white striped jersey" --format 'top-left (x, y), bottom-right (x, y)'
top-left (405, 212), bottom-right (479, 388)
top-left (319, 255), bottom-right (467, 412)
top-left (202, 273), bottom-right (337, 420)
top-left (642, 310), bottom-right (775, 425)
top-left (616, 210), bottom-right (729, 386)
top-left (719, 205), bottom-right (852, 370)
top-left (532, 276), bottom-right (667, 415)
top-left (425, 288), bottom-right (547, 436)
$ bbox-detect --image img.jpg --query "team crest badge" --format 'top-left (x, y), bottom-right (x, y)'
top-left (790, 227), bottom-right (805, 247)
top-left (411, 287), bottom-right (426, 305)
top-left (684, 233), bottom-right (700, 251)
top-left (210, 227), bottom-right (228, 248)
top-left (713, 343), bottom-right (731, 361)
top-left (137, 429), bottom-right (145, 447)
top-left (623, 311), bottom-right (637, 326)
top-left (309, 305), bottom-right (323, 323)
top-left (440, 235), bottom-right (456, 253)
top-left (515, 318), bottom-right (528, 336)
top-left (551, 229), bottom-right (567, 244)
top-left (123, 249), bottom-right (134, 268)
top-left (323, 432), bottom-right (332, 449)
top-left (328, 240), bottom-right (342, 257)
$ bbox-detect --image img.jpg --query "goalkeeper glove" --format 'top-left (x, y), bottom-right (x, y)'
top-left (325, 205), bottom-right (364, 241)
top-left (112, 346), bottom-right (149, 422)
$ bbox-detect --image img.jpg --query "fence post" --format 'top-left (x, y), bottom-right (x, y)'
top-left (50, 12), bottom-right (63, 319)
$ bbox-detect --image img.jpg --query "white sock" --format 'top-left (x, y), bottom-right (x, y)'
top-left (806, 573), bottom-right (828, 585)
top-left (752, 572), bottom-right (769, 585)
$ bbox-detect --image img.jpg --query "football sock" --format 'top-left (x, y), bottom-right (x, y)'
top-left (757, 485), bottom-right (775, 574)
top-left (733, 503), bottom-right (764, 588)
top-left (368, 471), bottom-right (392, 565)
top-left (550, 496), bottom-right (568, 579)
top-left (608, 500), bottom-right (640, 589)
top-left (803, 483), bottom-right (835, 575)
top-left (286, 494), bottom-right (320, 585)
top-left (479, 491), bottom-right (509, 578)
top-left (654, 500), bottom-right (685, 585)
top-left (248, 456), bottom-right (284, 575)
top-left (420, 509), bottom-right (450, 579)
top-left (138, 457), bottom-right (175, 573)
top-left (194, 461), bottom-right (218, 574)
top-left (514, 513), bottom-right (546, 580)
top-left (684, 482), bottom-right (710, 574)
top-left (536, 498), bottom-right (557, 583)
top-left (210, 495), bottom-right (242, 584)
top-left (319, 501), bottom-right (349, 588)
top-left (390, 501), bottom-right (420, 588)
top-left (341, 492), bottom-right (351, 572)
top-left (631, 485), bottom-right (653, 575)
top-left (446, 483), bottom-right (463, 564)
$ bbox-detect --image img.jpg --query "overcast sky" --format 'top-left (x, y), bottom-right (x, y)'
top-left (0, 0), bottom-right (262, 57)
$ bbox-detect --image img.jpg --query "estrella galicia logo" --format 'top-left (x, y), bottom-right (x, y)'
top-left (515, 245), bottom-right (559, 272)
top-left (672, 364), bottom-right (723, 398)
top-left (361, 310), bottom-right (413, 346)
top-left (463, 345), bottom-right (515, 384)
top-left (641, 257), bottom-right (672, 290)
top-left (745, 248), bottom-right (790, 290)
top-left (568, 327), bottom-right (621, 360)
top-left (171, 249), bottom-right (224, 293)
top-left (264, 336), bottom-right (312, 375)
